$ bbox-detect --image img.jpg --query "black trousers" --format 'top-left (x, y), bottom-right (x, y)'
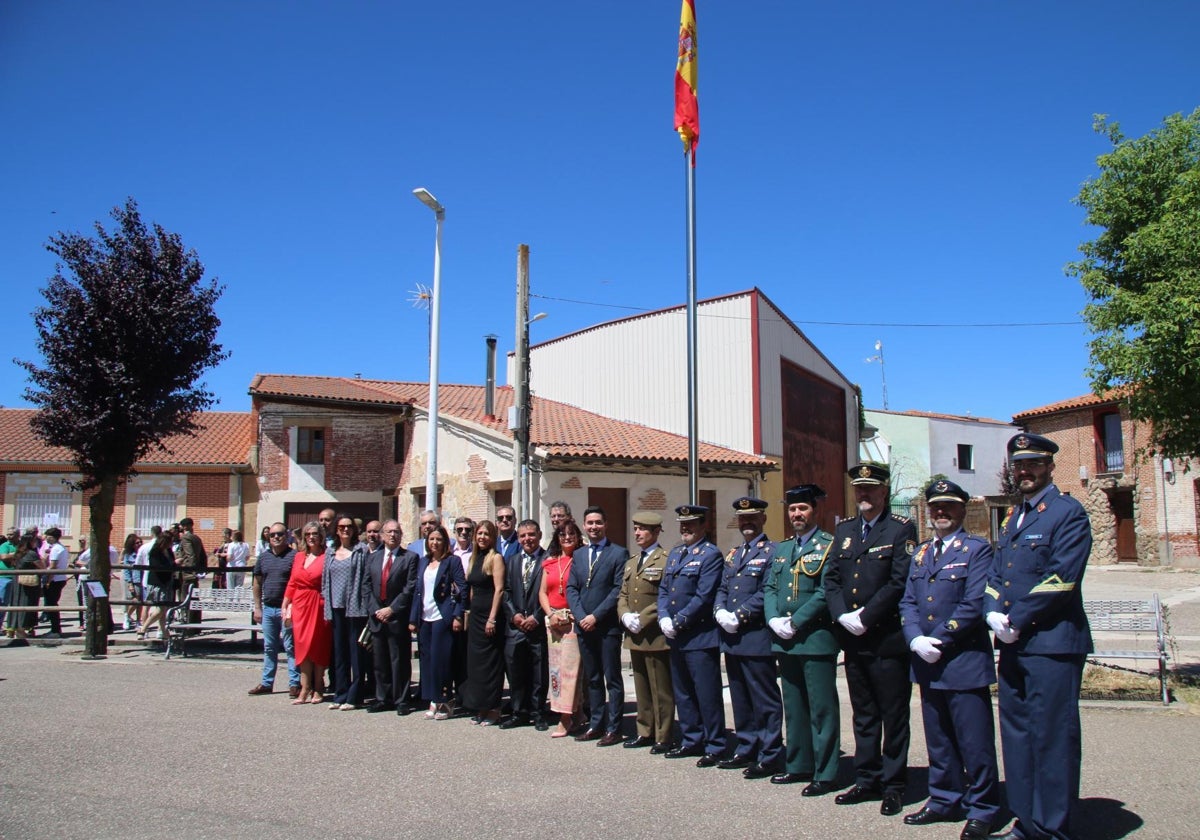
top-left (843, 651), bottom-right (911, 794)
top-left (42, 580), bottom-right (67, 633)
top-left (371, 620), bottom-right (412, 707)
top-left (578, 629), bottom-right (624, 734)
top-left (504, 633), bottom-right (548, 717)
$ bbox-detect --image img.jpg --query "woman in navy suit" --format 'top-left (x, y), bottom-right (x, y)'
top-left (409, 526), bottom-right (466, 719)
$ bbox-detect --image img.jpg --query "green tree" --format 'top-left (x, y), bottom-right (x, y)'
top-left (17, 199), bottom-right (228, 657)
top-left (1068, 109), bottom-right (1200, 460)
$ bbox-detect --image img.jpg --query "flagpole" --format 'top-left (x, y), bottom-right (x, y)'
top-left (685, 152), bottom-right (699, 505)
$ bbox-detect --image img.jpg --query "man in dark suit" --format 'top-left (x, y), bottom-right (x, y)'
top-left (714, 496), bottom-right (783, 778)
top-left (361, 519), bottom-right (419, 715)
top-left (900, 480), bottom-right (1000, 840)
top-left (566, 505), bottom-right (628, 746)
top-left (825, 462), bottom-right (917, 816)
top-left (985, 434), bottom-right (1093, 840)
top-left (658, 504), bottom-right (726, 767)
top-left (495, 506), bottom-right (521, 560)
top-left (501, 519), bottom-right (549, 730)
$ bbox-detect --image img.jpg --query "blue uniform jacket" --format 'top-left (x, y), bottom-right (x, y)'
top-left (715, 533), bottom-right (776, 656)
top-left (657, 538), bottom-right (723, 651)
top-left (900, 532), bottom-right (996, 690)
top-left (984, 485), bottom-right (1093, 655)
top-left (566, 542), bottom-right (628, 637)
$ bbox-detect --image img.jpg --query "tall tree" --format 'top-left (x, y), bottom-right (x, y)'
top-left (17, 198), bottom-right (228, 657)
top-left (1068, 108), bottom-right (1200, 460)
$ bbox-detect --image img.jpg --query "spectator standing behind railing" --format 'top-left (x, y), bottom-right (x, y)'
top-left (121, 534), bottom-right (143, 632)
top-left (0, 526), bottom-right (19, 628)
top-left (41, 527), bottom-right (70, 639)
top-left (4, 534), bottom-right (45, 645)
top-left (175, 518), bottom-right (207, 625)
top-left (225, 531), bottom-right (249, 590)
top-left (137, 533), bottom-right (175, 642)
top-left (136, 527), bottom-right (161, 627)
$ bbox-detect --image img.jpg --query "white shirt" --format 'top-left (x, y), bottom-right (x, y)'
top-left (47, 543), bottom-right (70, 582)
top-left (226, 541), bottom-right (250, 567)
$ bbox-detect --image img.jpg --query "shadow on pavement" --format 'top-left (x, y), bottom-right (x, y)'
top-left (1075, 797), bottom-right (1144, 839)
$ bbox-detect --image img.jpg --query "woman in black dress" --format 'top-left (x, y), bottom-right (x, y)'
top-left (3, 534), bottom-right (44, 645)
top-left (462, 519), bottom-right (506, 725)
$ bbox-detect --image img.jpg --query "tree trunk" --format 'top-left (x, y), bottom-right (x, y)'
top-left (83, 474), bottom-right (118, 658)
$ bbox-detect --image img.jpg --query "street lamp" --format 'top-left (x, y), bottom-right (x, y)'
top-left (413, 187), bottom-right (444, 515)
top-left (865, 339), bottom-right (889, 410)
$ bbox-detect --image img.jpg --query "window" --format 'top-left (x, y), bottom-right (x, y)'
top-left (393, 422), bottom-right (407, 465)
top-left (135, 494), bottom-right (177, 533)
top-left (1097, 412), bottom-right (1124, 472)
top-left (957, 444), bottom-right (974, 471)
top-left (16, 493), bottom-right (73, 535)
top-left (297, 428), bottom-right (325, 465)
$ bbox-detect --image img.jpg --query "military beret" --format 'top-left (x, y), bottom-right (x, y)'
top-left (1008, 433), bottom-right (1058, 461)
top-left (784, 484), bottom-right (826, 505)
top-left (731, 496), bottom-right (768, 515)
top-left (675, 504), bottom-right (709, 521)
top-left (925, 479), bottom-right (969, 504)
top-left (631, 511), bottom-right (663, 527)
top-left (848, 462), bottom-right (890, 485)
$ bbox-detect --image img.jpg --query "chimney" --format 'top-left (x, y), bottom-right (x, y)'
top-left (484, 334), bottom-right (498, 417)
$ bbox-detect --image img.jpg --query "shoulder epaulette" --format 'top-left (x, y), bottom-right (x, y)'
top-left (890, 513), bottom-right (911, 524)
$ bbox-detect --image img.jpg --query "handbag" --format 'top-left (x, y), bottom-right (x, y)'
top-left (357, 623), bottom-right (373, 651)
top-left (17, 572), bottom-right (39, 587)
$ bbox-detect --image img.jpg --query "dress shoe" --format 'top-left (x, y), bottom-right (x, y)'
top-left (597, 732), bottom-right (623, 747)
top-left (770, 772), bottom-right (811, 785)
top-left (534, 716), bottom-right (549, 732)
top-left (880, 793), bottom-right (903, 816)
top-left (396, 703), bottom-right (414, 716)
top-left (247, 684), bottom-right (273, 696)
top-left (986, 831), bottom-right (1022, 840)
top-left (801, 780), bottom-right (838, 797)
top-left (904, 807), bottom-right (957, 826)
top-left (742, 763), bottom-right (776, 779)
top-left (835, 784), bottom-right (881, 805)
top-left (499, 715), bottom-right (531, 730)
top-left (649, 742), bottom-right (672, 755)
top-left (574, 728), bottom-right (602, 742)
top-left (664, 746), bottom-right (703, 759)
top-left (365, 702), bottom-right (393, 713)
top-left (960, 820), bottom-right (993, 840)
top-left (695, 754), bottom-right (720, 768)
top-left (624, 735), bottom-right (655, 749)
top-left (717, 755), bottom-right (752, 770)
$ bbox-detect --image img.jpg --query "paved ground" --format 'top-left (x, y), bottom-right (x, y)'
top-left (2, 566), bottom-right (1197, 840)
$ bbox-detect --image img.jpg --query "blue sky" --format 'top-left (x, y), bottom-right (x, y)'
top-left (2, 1), bottom-right (1197, 429)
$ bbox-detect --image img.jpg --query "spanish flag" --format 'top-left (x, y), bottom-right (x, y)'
top-left (674, 0), bottom-right (699, 163)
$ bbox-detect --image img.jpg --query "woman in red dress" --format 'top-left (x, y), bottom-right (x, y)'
top-left (283, 522), bottom-right (332, 705)
top-left (539, 519), bottom-right (586, 737)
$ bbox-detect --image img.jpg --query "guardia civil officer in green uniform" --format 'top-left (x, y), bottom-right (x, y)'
top-left (763, 484), bottom-right (841, 796)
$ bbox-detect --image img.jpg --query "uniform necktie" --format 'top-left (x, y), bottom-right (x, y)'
top-left (637, 549), bottom-right (647, 574)
top-left (861, 519), bottom-right (872, 541)
top-left (1015, 501), bottom-right (1033, 529)
top-left (934, 538), bottom-right (944, 560)
top-left (381, 550), bottom-right (392, 601)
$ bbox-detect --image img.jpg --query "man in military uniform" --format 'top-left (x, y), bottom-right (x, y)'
top-left (825, 462), bottom-right (917, 816)
top-left (657, 504), bottom-right (726, 766)
top-left (985, 434), bottom-right (1092, 840)
top-left (763, 484), bottom-right (840, 797)
top-left (900, 480), bottom-right (999, 840)
top-left (714, 496), bottom-right (783, 778)
top-left (618, 511), bottom-right (673, 752)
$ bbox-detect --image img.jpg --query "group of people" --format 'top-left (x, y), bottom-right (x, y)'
top-left (232, 429), bottom-right (1089, 840)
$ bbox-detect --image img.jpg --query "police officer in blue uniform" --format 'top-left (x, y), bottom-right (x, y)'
top-left (985, 434), bottom-right (1093, 840)
top-left (899, 480), bottom-right (1000, 840)
top-left (657, 504), bottom-right (726, 767)
top-left (714, 496), bottom-right (783, 778)
top-left (825, 462), bottom-right (917, 817)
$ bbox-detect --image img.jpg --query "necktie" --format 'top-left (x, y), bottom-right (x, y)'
top-left (636, 549), bottom-right (648, 574)
top-left (588, 544), bottom-right (599, 583)
top-left (381, 550), bottom-right (392, 601)
top-left (934, 538), bottom-right (944, 560)
top-left (522, 554), bottom-right (532, 588)
top-left (861, 519), bottom-right (872, 541)
top-left (1015, 501), bottom-right (1033, 529)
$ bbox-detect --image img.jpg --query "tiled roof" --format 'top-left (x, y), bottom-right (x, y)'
top-left (0, 409), bottom-right (252, 467)
top-left (1012, 391), bottom-right (1122, 421)
top-left (870, 408), bottom-right (1011, 425)
top-left (251, 374), bottom-right (775, 469)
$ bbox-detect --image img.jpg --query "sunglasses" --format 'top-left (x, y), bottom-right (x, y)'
top-left (496, 515), bottom-right (514, 521)
top-left (268, 532), bottom-right (288, 538)
top-left (455, 527), bottom-right (473, 534)
top-left (337, 524), bottom-right (355, 531)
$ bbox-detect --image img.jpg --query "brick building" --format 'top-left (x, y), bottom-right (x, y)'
top-left (0, 409), bottom-right (253, 553)
top-left (1013, 393), bottom-right (1198, 568)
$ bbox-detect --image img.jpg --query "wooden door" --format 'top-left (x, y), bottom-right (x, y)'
top-left (587, 486), bottom-right (628, 550)
top-left (1109, 490), bottom-right (1137, 561)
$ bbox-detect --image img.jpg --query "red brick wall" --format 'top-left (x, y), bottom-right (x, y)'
top-left (257, 410), bottom-right (289, 492)
top-left (185, 473), bottom-right (231, 554)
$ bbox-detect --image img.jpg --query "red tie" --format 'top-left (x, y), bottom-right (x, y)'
top-left (381, 551), bottom-right (392, 601)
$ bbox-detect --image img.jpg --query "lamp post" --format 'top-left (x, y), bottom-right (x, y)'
top-left (413, 187), bottom-right (444, 514)
top-left (865, 339), bottom-right (889, 410)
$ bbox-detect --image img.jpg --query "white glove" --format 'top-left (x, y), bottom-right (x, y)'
top-left (987, 611), bottom-right (1019, 644)
top-left (628, 614), bottom-right (642, 634)
top-left (837, 608), bottom-right (866, 636)
top-left (769, 616), bottom-right (796, 639)
top-left (658, 616), bottom-right (677, 639)
top-left (910, 635), bottom-right (943, 663)
top-left (996, 624), bottom-right (1020, 644)
top-left (715, 609), bottom-right (739, 633)
top-left (621, 612), bottom-right (639, 633)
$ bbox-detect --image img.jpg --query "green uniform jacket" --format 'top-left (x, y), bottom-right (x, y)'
top-left (763, 529), bottom-right (837, 656)
top-left (618, 545), bottom-right (669, 652)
